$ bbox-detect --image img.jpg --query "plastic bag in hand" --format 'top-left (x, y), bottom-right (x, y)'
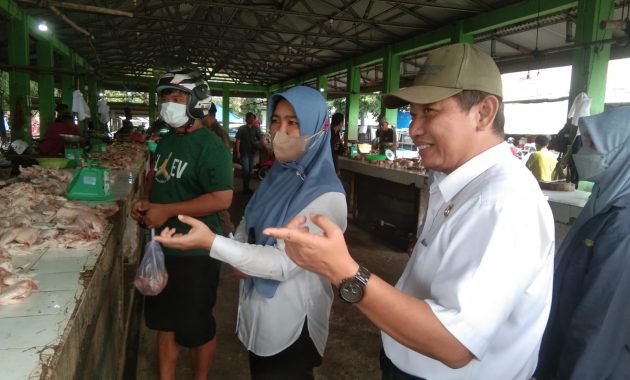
top-left (134, 229), bottom-right (168, 296)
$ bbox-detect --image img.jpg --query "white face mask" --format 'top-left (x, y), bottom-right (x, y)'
top-left (272, 131), bottom-right (305, 163)
top-left (272, 130), bottom-right (324, 163)
top-left (160, 102), bottom-right (189, 128)
top-left (573, 146), bottom-right (607, 182)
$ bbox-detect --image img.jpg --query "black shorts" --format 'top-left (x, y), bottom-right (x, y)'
top-left (144, 254), bottom-right (221, 348)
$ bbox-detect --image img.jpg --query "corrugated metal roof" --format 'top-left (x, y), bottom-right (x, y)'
top-left (1, 1), bottom-right (629, 92)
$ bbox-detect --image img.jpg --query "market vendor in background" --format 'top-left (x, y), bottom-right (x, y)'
top-left (37, 103), bottom-right (79, 156)
top-left (526, 135), bottom-right (556, 182)
top-left (375, 115), bottom-right (397, 154)
top-left (330, 112), bottom-right (345, 174)
top-left (114, 107), bottom-right (135, 140)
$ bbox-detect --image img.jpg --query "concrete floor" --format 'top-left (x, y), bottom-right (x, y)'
top-left (132, 177), bottom-right (409, 380)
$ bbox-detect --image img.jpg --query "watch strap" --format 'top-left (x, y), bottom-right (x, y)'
top-left (354, 266), bottom-right (370, 286)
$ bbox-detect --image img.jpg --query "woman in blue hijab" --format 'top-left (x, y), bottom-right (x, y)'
top-left (155, 86), bottom-right (347, 379)
top-left (535, 106), bottom-right (630, 380)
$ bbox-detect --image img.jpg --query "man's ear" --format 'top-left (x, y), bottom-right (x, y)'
top-left (476, 95), bottom-right (499, 132)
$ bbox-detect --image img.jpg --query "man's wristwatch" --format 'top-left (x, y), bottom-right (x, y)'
top-left (338, 266), bottom-right (371, 303)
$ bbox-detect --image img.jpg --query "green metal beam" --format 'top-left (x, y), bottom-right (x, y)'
top-left (381, 47), bottom-right (400, 127)
top-left (101, 78), bottom-right (268, 95)
top-left (346, 66), bottom-right (360, 141)
top-left (452, 21), bottom-right (474, 44)
top-left (463, 0), bottom-right (577, 35)
top-left (148, 90), bottom-right (156, 125)
top-left (60, 53), bottom-right (74, 108)
top-left (317, 75), bottom-right (328, 100)
top-left (1, 0), bottom-right (91, 68)
top-left (8, 15), bottom-right (31, 142)
top-left (208, 82), bottom-right (268, 94)
top-left (569, 0), bottom-right (614, 115)
top-left (37, 37), bottom-right (55, 136)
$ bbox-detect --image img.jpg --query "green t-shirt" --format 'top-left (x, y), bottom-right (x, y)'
top-left (151, 127), bottom-right (233, 256)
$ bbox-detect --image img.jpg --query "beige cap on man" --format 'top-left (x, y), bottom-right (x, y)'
top-left (383, 43), bottom-right (502, 108)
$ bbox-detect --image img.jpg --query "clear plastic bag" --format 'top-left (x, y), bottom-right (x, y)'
top-left (134, 229), bottom-right (168, 296)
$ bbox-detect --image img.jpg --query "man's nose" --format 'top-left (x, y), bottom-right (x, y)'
top-left (409, 120), bottom-right (423, 136)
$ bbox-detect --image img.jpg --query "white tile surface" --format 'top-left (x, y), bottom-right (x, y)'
top-left (0, 313), bottom-right (67, 349)
top-left (0, 348), bottom-right (42, 380)
top-left (35, 272), bottom-right (81, 292)
top-left (0, 290), bottom-right (76, 319)
top-left (0, 160), bottom-right (142, 379)
top-left (30, 256), bottom-right (90, 274)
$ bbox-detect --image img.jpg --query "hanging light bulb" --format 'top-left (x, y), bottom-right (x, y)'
top-left (38, 21), bottom-right (48, 32)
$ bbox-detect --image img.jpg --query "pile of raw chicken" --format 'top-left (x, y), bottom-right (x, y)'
top-left (87, 142), bottom-right (146, 170)
top-left (372, 157), bottom-right (426, 172)
top-left (0, 174), bottom-right (119, 305)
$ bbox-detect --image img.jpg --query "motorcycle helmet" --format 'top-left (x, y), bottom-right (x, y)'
top-left (156, 68), bottom-right (210, 122)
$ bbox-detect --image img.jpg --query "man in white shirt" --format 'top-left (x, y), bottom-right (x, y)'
top-left (265, 43), bottom-right (555, 380)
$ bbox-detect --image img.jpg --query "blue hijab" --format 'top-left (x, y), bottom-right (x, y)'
top-left (556, 106), bottom-right (630, 264)
top-left (243, 86), bottom-right (345, 298)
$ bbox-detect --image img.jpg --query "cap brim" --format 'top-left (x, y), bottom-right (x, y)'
top-left (383, 86), bottom-right (463, 108)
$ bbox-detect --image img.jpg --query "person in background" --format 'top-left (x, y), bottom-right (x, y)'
top-left (375, 115), bottom-right (397, 154)
top-left (114, 107), bottom-right (135, 139)
top-left (130, 69), bottom-right (233, 380)
top-left (202, 101), bottom-right (234, 236)
top-left (154, 86), bottom-right (346, 380)
top-left (507, 136), bottom-right (519, 156)
top-left (38, 103), bottom-right (79, 156)
top-left (203, 102), bottom-right (230, 148)
top-left (535, 106), bottom-right (630, 380)
top-left (265, 43), bottom-right (555, 380)
top-left (144, 118), bottom-right (170, 197)
top-left (330, 112), bottom-right (345, 174)
top-left (235, 112), bottom-right (264, 194)
top-left (526, 135), bottom-right (557, 182)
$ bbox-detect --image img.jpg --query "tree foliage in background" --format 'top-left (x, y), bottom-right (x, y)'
top-left (329, 94), bottom-right (381, 124)
top-left (103, 90), bottom-right (147, 104)
top-left (240, 97), bottom-right (265, 119)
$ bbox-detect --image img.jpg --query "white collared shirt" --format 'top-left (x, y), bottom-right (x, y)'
top-left (383, 142), bottom-right (555, 380)
top-left (210, 192), bottom-right (347, 356)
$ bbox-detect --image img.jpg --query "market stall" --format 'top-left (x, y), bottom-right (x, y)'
top-left (542, 189), bottom-right (591, 251)
top-left (0, 142), bottom-right (147, 379)
top-left (339, 154), bottom-right (590, 252)
top-left (339, 155), bottom-right (428, 251)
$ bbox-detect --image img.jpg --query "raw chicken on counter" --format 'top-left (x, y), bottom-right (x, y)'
top-left (18, 165), bottom-right (74, 196)
top-left (0, 247), bottom-right (38, 306)
top-left (0, 182), bottom-right (119, 256)
top-left (0, 141), bottom-right (141, 305)
top-left (86, 142), bottom-right (146, 171)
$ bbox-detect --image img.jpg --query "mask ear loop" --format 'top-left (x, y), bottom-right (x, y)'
top-left (303, 129), bottom-right (325, 152)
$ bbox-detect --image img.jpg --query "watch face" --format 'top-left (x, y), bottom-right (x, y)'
top-left (340, 280), bottom-right (363, 303)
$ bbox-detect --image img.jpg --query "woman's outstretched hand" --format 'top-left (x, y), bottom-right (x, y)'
top-left (154, 215), bottom-right (216, 251)
top-left (263, 214), bottom-right (358, 285)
